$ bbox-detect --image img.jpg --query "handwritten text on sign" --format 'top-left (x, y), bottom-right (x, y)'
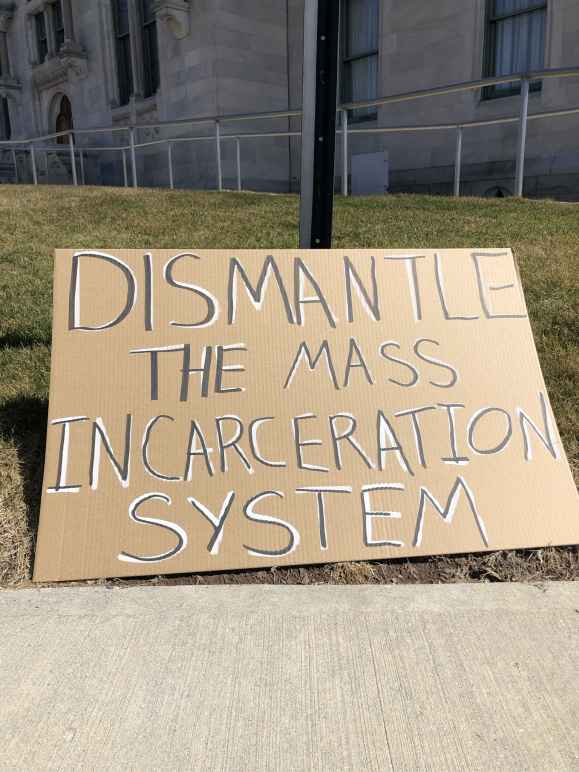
top-left (34, 250), bottom-right (579, 581)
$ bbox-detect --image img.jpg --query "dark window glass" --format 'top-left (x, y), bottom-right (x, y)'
top-left (35, 12), bottom-right (48, 63)
top-left (0, 97), bottom-right (11, 141)
top-left (342, 0), bottom-right (379, 121)
top-left (53, 1), bottom-right (65, 51)
top-left (112, 0), bottom-right (133, 105)
top-left (484, 0), bottom-right (546, 98)
top-left (56, 95), bottom-right (73, 144)
top-left (141, 0), bottom-right (159, 98)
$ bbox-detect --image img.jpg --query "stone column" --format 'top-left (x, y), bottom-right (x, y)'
top-left (45, 3), bottom-right (56, 58)
top-left (127, 0), bottom-right (145, 99)
top-left (61, 0), bottom-right (74, 47)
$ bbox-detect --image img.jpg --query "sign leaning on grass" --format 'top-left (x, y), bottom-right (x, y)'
top-left (34, 249), bottom-right (579, 582)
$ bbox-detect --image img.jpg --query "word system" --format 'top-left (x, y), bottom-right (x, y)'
top-left (34, 249), bottom-right (579, 581)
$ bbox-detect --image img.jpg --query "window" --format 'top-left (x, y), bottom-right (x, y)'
top-left (141, 0), bottom-right (159, 98)
top-left (35, 11), bottom-right (48, 63)
top-left (341, 0), bottom-right (379, 121)
top-left (113, 0), bottom-right (133, 106)
top-left (55, 95), bottom-right (73, 144)
top-left (53, 1), bottom-right (65, 52)
top-left (484, 0), bottom-right (547, 98)
top-left (0, 98), bottom-right (10, 141)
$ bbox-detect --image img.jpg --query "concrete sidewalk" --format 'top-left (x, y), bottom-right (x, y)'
top-left (0, 583), bottom-right (578, 771)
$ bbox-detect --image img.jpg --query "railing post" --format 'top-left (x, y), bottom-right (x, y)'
top-left (453, 125), bottom-right (463, 197)
top-left (129, 127), bottom-right (138, 188)
top-left (30, 143), bottom-right (38, 185)
top-left (122, 149), bottom-right (128, 188)
top-left (342, 108), bottom-right (349, 197)
top-left (79, 149), bottom-right (85, 185)
top-left (11, 148), bottom-right (18, 183)
top-left (167, 141), bottom-right (174, 189)
top-left (215, 120), bottom-right (223, 191)
top-left (69, 132), bottom-right (78, 186)
top-left (235, 137), bottom-right (242, 192)
top-left (515, 77), bottom-right (530, 197)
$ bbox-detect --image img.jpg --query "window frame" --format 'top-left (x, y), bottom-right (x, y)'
top-left (0, 97), bottom-right (11, 141)
top-left (112, 0), bottom-right (134, 107)
top-left (52, 0), bottom-right (65, 52)
top-left (340, 0), bottom-right (379, 123)
top-left (482, 0), bottom-right (547, 100)
top-left (140, 0), bottom-right (159, 99)
top-left (34, 11), bottom-right (48, 64)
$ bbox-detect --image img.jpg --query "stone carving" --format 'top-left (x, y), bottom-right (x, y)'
top-left (153, 0), bottom-right (190, 40)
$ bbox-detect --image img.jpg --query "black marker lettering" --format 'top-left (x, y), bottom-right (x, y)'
top-left (414, 338), bottom-right (458, 389)
top-left (180, 344), bottom-right (213, 401)
top-left (383, 255), bottom-right (425, 321)
top-left (292, 413), bottom-right (329, 473)
top-left (183, 419), bottom-right (214, 479)
top-left (294, 258), bottom-right (337, 328)
top-left (228, 255), bottom-right (295, 325)
top-left (517, 392), bottom-right (559, 462)
top-left (216, 415), bottom-right (253, 474)
top-left (471, 251), bottom-right (527, 319)
top-left (243, 491), bottom-right (300, 558)
top-left (118, 493), bottom-right (187, 564)
top-left (394, 406), bottom-right (436, 469)
top-left (164, 252), bottom-right (219, 328)
top-left (296, 486), bottom-right (351, 550)
top-left (379, 341), bottom-right (419, 388)
top-left (69, 251), bottom-right (137, 331)
top-left (215, 344), bottom-right (247, 394)
top-left (89, 414), bottom-right (132, 490)
top-left (376, 411), bottom-right (414, 476)
top-left (284, 340), bottom-right (340, 390)
top-left (413, 477), bottom-right (489, 547)
top-left (344, 256), bottom-right (380, 322)
top-left (46, 416), bottom-right (89, 494)
top-left (249, 417), bottom-right (287, 468)
top-left (130, 344), bottom-right (185, 401)
top-left (438, 403), bottom-right (469, 465)
top-left (434, 252), bottom-right (478, 321)
top-left (142, 415), bottom-right (180, 481)
top-left (143, 252), bottom-right (153, 331)
top-left (361, 484), bottom-right (405, 547)
top-left (467, 407), bottom-right (513, 455)
top-left (328, 413), bottom-right (374, 470)
top-left (188, 491), bottom-right (236, 555)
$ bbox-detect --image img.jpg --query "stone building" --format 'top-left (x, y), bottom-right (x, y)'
top-left (0, 0), bottom-right (578, 198)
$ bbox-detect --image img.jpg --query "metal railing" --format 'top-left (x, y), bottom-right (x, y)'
top-left (2, 66), bottom-right (579, 197)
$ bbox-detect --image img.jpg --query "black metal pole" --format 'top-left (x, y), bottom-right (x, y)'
top-left (299, 0), bottom-right (340, 248)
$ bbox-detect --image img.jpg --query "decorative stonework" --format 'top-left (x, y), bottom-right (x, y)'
top-left (0, 3), bottom-right (14, 35)
top-left (153, 0), bottom-right (190, 40)
top-left (31, 49), bottom-right (88, 90)
top-left (0, 75), bottom-right (20, 97)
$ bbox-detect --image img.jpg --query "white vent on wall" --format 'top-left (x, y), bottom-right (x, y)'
top-left (351, 151), bottom-right (389, 196)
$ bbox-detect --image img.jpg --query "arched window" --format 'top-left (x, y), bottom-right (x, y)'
top-left (0, 98), bottom-right (11, 141)
top-left (55, 95), bottom-right (73, 144)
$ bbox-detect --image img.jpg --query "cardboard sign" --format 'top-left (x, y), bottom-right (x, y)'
top-left (34, 249), bottom-right (579, 582)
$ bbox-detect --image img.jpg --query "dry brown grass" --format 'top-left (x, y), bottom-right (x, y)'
top-left (1, 186), bottom-right (577, 587)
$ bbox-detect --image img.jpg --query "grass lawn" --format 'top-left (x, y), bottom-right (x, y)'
top-left (0, 185), bottom-right (577, 587)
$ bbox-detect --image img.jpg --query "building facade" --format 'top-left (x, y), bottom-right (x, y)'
top-left (0, 0), bottom-right (578, 197)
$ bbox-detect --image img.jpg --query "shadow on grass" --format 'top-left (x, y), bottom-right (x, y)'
top-left (0, 332), bottom-right (52, 350)
top-left (0, 396), bottom-right (48, 547)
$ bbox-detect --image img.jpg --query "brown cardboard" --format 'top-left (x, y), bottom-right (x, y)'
top-left (33, 249), bottom-right (579, 582)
